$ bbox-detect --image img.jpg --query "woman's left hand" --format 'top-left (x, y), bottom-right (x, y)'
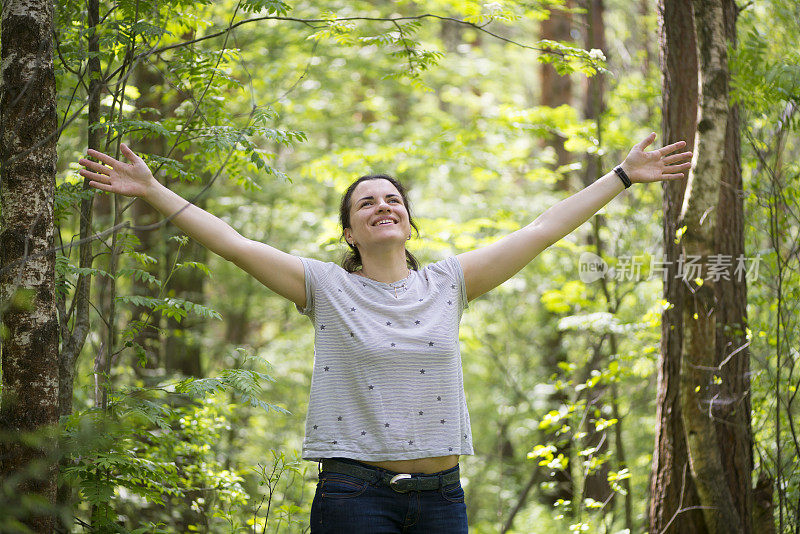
top-left (620, 132), bottom-right (693, 184)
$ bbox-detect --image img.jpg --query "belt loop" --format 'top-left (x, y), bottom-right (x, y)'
top-left (438, 472), bottom-right (443, 489)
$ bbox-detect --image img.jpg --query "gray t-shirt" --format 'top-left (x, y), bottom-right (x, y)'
top-left (296, 256), bottom-right (473, 462)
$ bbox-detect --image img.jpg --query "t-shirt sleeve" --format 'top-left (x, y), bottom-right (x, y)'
top-left (295, 257), bottom-right (337, 320)
top-left (428, 256), bottom-right (470, 312)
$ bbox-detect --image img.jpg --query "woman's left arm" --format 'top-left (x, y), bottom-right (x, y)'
top-left (457, 133), bottom-right (692, 301)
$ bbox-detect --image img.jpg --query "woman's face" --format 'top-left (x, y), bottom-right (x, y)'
top-left (344, 178), bottom-right (411, 252)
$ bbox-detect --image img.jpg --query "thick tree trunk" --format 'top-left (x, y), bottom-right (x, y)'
top-left (680, 1), bottom-right (751, 531)
top-left (652, 1), bottom-right (752, 532)
top-left (650, 1), bottom-right (706, 532)
top-left (0, 0), bottom-right (60, 530)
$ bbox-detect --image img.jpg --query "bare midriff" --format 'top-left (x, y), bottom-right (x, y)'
top-left (359, 454), bottom-right (459, 474)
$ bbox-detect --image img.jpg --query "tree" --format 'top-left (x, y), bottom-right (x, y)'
top-left (0, 0), bottom-right (60, 529)
top-left (651, 0), bottom-right (752, 531)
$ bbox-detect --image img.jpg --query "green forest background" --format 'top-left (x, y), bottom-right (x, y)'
top-left (1, 0), bottom-right (799, 532)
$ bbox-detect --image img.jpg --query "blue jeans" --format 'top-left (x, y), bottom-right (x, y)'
top-left (310, 457), bottom-right (469, 533)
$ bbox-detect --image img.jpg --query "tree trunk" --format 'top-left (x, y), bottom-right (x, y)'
top-left (650, 1), bottom-right (705, 532)
top-left (680, 1), bottom-right (751, 531)
top-left (0, 0), bottom-right (60, 530)
top-left (652, 1), bottom-right (752, 532)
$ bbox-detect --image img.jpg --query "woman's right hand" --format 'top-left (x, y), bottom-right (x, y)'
top-left (78, 143), bottom-right (157, 198)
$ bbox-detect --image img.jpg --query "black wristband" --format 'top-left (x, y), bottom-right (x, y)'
top-left (613, 166), bottom-right (632, 188)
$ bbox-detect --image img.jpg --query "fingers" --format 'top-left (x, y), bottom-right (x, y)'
top-left (79, 168), bottom-right (110, 183)
top-left (662, 162), bottom-right (692, 177)
top-left (86, 148), bottom-right (120, 167)
top-left (89, 180), bottom-right (114, 192)
top-left (120, 143), bottom-right (141, 164)
top-left (662, 151), bottom-right (693, 165)
top-left (637, 132), bottom-right (656, 150)
top-left (79, 158), bottom-right (111, 174)
top-left (658, 140), bottom-right (687, 156)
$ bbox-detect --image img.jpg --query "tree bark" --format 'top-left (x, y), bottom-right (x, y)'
top-left (650, 1), bottom-right (705, 532)
top-left (680, 1), bottom-right (751, 531)
top-left (652, 0), bottom-right (752, 532)
top-left (0, 0), bottom-right (60, 530)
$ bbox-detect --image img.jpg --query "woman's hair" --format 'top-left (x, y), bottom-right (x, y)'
top-left (339, 174), bottom-right (420, 273)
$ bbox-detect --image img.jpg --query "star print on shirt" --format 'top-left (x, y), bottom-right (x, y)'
top-left (368, 385), bottom-right (374, 390)
top-left (391, 343), bottom-right (396, 347)
top-left (415, 320), bottom-right (420, 325)
top-left (437, 396), bottom-right (442, 401)
top-left (351, 307), bottom-right (356, 312)
top-left (313, 425), bottom-right (318, 430)
top-left (320, 324), bottom-right (325, 330)
top-left (324, 366), bottom-right (330, 371)
top-left (428, 341), bottom-right (434, 346)
top-left (350, 332), bottom-right (355, 337)
top-left (418, 298), bottom-right (423, 302)
top-left (332, 440), bottom-right (338, 444)
top-left (451, 284), bottom-right (456, 289)
top-left (447, 300), bottom-right (452, 305)
top-left (361, 431), bottom-right (367, 436)
top-left (419, 411), bottom-right (424, 415)
top-left (408, 440), bottom-right (413, 445)
top-left (337, 416), bottom-right (343, 421)
top-left (386, 321), bottom-right (392, 326)
top-left (449, 447), bottom-right (453, 452)
top-left (420, 369), bottom-right (425, 374)
top-left (440, 419), bottom-right (446, 424)
top-left (385, 423), bottom-right (390, 428)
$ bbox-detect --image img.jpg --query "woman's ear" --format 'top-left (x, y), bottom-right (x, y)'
top-left (343, 228), bottom-right (352, 244)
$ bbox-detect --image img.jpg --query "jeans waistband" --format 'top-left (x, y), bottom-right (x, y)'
top-left (320, 457), bottom-right (460, 493)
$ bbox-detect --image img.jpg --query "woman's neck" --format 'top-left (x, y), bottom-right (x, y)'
top-left (356, 247), bottom-right (410, 283)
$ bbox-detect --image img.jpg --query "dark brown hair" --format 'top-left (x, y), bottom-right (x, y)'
top-left (339, 174), bottom-right (420, 273)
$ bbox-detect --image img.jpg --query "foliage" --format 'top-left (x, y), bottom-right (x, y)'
top-left (60, 349), bottom-right (289, 531)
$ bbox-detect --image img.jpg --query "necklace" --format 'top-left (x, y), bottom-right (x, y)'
top-left (387, 279), bottom-right (407, 299)
top-left (359, 269), bottom-right (411, 298)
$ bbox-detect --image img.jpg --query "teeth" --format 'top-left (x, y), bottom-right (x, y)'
top-left (376, 220), bottom-right (394, 225)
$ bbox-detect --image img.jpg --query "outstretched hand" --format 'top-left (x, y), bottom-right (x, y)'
top-left (78, 144), bottom-right (156, 198)
top-left (620, 133), bottom-right (693, 184)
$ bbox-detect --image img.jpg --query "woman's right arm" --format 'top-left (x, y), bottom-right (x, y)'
top-left (79, 144), bottom-right (306, 308)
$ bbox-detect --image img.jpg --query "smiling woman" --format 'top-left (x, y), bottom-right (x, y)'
top-left (338, 173), bottom-right (420, 278)
top-left (78, 132), bottom-right (691, 533)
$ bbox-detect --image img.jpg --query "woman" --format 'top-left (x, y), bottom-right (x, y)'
top-left (79, 133), bottom-right (691, 532)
